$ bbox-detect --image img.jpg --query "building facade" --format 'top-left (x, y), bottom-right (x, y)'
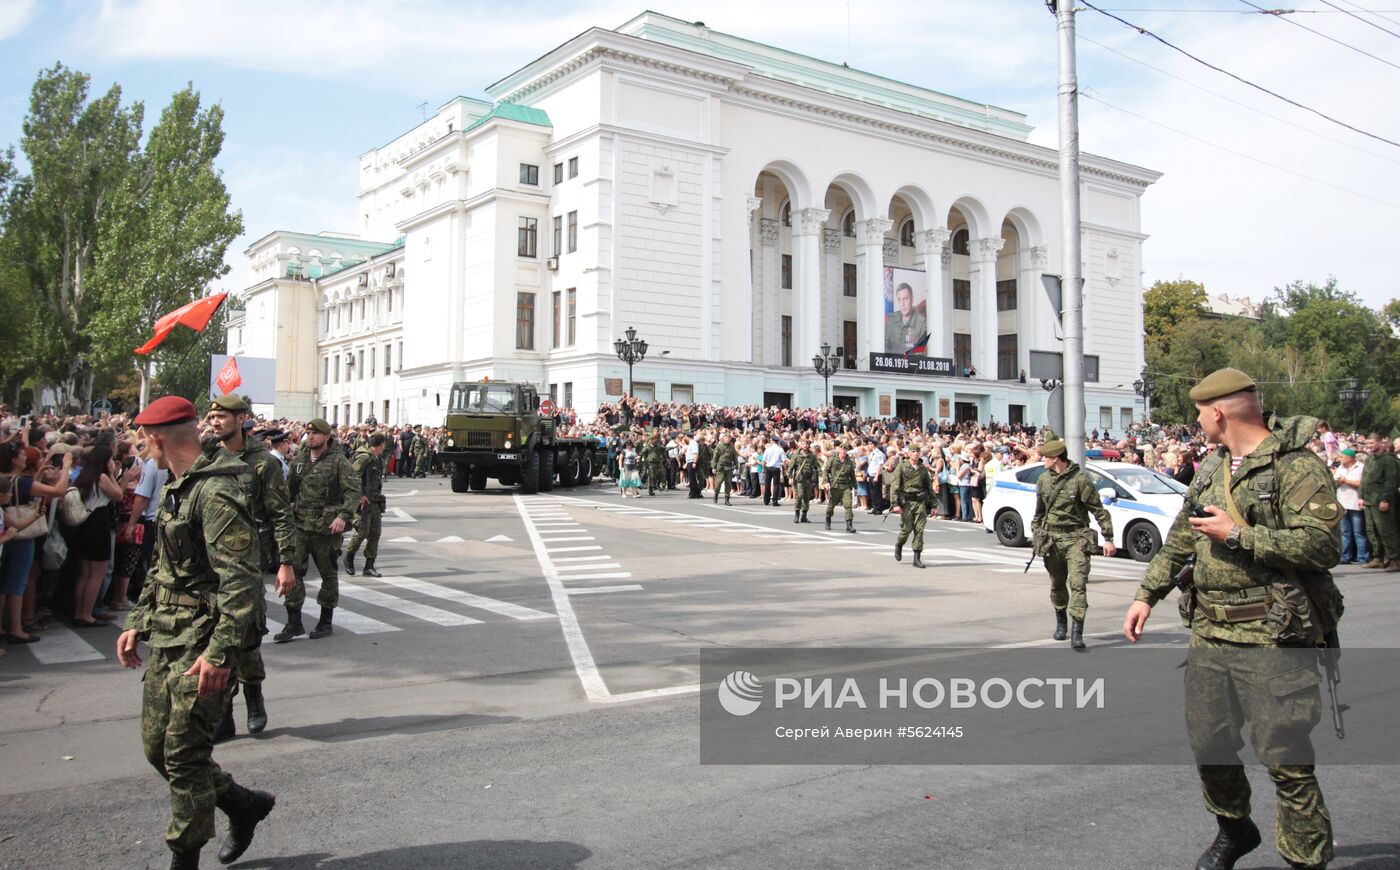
top-left (230, 12), bottom-right (1160, 429)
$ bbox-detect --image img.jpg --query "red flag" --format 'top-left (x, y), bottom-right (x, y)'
top-left (215, 357), bottom-right (242, 395)
top-left (134, 292), bottom-right (229, 355)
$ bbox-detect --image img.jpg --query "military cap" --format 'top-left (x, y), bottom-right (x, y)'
top-left (134, 396), bottom-right (199, 427)
top-left (1188, 368), bottom-right (1256, 402)
top-left (209, 393), bottom-right (251, 413)
top-left (306, 418), bottom-right (333, 434)
top-left (1040, 438), bottom-right (1067, 458)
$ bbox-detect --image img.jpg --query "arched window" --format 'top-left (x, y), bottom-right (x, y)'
top-left (842, 209), bottom-right (856, 238)
top-left (780, 200), bottom-right (791, 227)
top-left (899, 219), bottom-right (915, 248)
top-left (952, 227), bottom-right (970, 255)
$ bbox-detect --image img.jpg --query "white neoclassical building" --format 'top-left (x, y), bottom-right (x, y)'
top-left (229, 12), bottom-right (1160, 429)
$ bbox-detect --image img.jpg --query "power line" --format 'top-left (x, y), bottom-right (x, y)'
top-left (1079, 33), bottom-right (1400, 166)
top-left (1334, 0), bottom-right (1400, 27)
top-left (1098, 6), bottom-right (1400, 10)
top-left (1237, 0), bottom-right (1400, 69)
top-left (1080, 91), bottom-right (1400, 209)
top-left (1080, 0), bottom-right (1400, 148)
top-left (1317, 0), bottom-right (1400, 37)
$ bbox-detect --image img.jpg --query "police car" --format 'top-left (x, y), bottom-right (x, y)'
top-left (981, 461), bottom-right (1187, 562)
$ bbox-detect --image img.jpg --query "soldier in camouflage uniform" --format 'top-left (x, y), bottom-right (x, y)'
top-left (1031, 437), bottom-right (1115, 650)
top-left (344, 434), bottom-right (388, 578)
top-left (275, 418), bottom-right (360, 643)
top-left (713, 433), bottom-right (737, 505)
top-left (410, 427), bottom-right (430, 478)
top-left (203, 395), bottom-right (296, 741)
top-left (1359, 431), bottom-right (1400, 570)
top-left (786, 440), bottom-right (818, 524)
top-left (823, 444), bottom-right (858, 533)
top-left (891, 449), bottom-right (935, 568)
top-left (1124, 368), bottom-right (1344, 870)
top-left (642, 433), bottom-right (667, 496)
top-left (117, 397), bottom-right (276, 870)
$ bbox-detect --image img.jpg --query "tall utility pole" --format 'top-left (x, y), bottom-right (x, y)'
top-left (1052, 0), bottom-right (1086, 465)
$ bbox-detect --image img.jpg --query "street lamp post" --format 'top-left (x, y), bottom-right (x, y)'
top-left (812, 342), bottom-right (841, 406)
top-left (613, 326), bottom-right (648, 395)
top-left (1336, 377), bottom-right (1371, 433)
top-left (1133, 367), bottom-right (1154, 422)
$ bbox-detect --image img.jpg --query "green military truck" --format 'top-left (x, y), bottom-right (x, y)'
top-left (439, 379), bottom-right (602, 494)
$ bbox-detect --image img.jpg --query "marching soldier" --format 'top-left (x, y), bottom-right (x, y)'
top-left (643, 433), bottom-right (667, 496)
top-left (344, 433), bottom-right (388, 578)
top-left (824, 444), bottom-right (858, 533)
top-left (1031, 437), bottom-right (1115, 650)
top-left (275, 419), bottom-right (359, 643)
top-left (891, 449), bottom-right (935, 568)
top-left (713, 432), bottom-right (737, 505)
top-left (1124, 368), bottom-right (1343, 870)
top-left (117, 397), bottom-right (276, 869)
top-left (788, 439), bottom-right (818, 524)
top-left (1359, 431), bottom-right (1400, 570)
top-left (410, 427), bottom-right (430, 478)
top-left (202, 394), bottom-right (296, 741)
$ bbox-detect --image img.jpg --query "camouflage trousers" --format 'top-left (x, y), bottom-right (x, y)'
top-left (234, 588), bottom-right (267, 685)
top-left (825, 486), bottom-right (853, 521)
top-left (714, 467), bottom-right (736, 500)
top-left (286, 532), bottom-right (342, 609)
top-left (645, 463), bottom-right (666, 492)
top-left (346, 504), bottom-right (382, 561)
top-left (141, 644), bottom-right (236, 852)
top-left (793, 480), bottom-right (815, 512)
top-left (1363, 503), bottom-right (1399, 562)
top-left (1043, 532), bottom-right (1091, 620)
top-left (1186, 631), bottom-right (1332, 868)
top-left (896, 500), bottom-right (928, 551)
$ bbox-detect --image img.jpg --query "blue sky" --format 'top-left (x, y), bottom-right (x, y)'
top-left (2, 0), bottom-right (1396, 310)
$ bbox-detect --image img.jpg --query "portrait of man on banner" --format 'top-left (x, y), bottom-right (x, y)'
top-left (883, 266), bottom-right (929, 355)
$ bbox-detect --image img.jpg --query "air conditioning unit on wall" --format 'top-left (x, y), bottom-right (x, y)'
top-left (546, 257), bottom-right (559, 270)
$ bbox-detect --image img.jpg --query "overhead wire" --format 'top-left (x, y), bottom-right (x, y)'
top-left (1236, 0), bottom-right (1400, 68)
top-left (1079, 0), bottom-right (1400, 148)
top-left (1316, 0), bottom-right (1400, 38)
top-left (1330, 0), bottom-right (1400, 28)
top-left (1079, 32), bottom-right (1400, 167)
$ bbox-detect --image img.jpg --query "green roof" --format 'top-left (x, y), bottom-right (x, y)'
top-left (465, 102), bottom-right (552, 133)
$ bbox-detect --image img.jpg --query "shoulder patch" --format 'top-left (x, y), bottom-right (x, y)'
top-left (1286, 477), bottom-right (1324, 513)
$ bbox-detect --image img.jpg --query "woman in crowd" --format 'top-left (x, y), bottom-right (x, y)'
top-left (68, 445), bottom-right (123, 628)
top-left (619, 440), bottom-right (642, 498)
top-left (1, 442), bottom-right (70, 642)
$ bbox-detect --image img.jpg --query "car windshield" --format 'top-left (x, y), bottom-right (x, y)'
top-left (450, 384), bottom-right (518, 413)
top-left (1111, 466), bottom-right (1187, 495)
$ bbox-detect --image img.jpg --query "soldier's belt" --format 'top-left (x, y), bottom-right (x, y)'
top-left (1043, 525), bottom-right (1084, 534)
top-left (157, 587), bottom-right (203, 608)
top-left (1197, 601), bottom-right (1270, 623)
top-left (1199, 585), bottom-right (1270, 603)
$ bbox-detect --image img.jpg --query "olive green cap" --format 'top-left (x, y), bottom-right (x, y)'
top-left (1040, 438), bottom-right (1067, 458)
top-left (306, 418), bottom-right (332, 434)
top-left (209, 394), bottom-right (250, 413)
top-left (1188, 367), bottom-right (1257, 402)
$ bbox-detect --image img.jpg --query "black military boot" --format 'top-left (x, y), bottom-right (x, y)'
top-left (713, 491), bottom-right (718, 503)
top-left (846, 518), bottom-right (855, 534)
top-left (1195, 814), bottom-right (1261, 870)
top-left (309, 606), bottom-right (334, 640)
top-left (169, 849), bottom-right (200, 870)
top-left (216, 782), bottom-right (276, 865)
top-left (825, 516), bottom-right (832, 531)
top-left (895, 542), bottom-right (903, 562)
top-left (244, 681), bottom-right (268, 734)
top-left (272, 606), bottom-right (303, 643)
top-left (801, 510), bottom-right (809, 523)
top-left (362, 559), bottom-right (382, 578)
top-left (794, 508), bottom-right (801, 524)
top-left (1053, 609), bottom-right (1068, 641)
top-left (1070, 617), bottom-right (1086, 650)
top-left (343, 549), bottom-right (356, 575)
top-left (214, 698), bottom-right (236, 743)
top-left (912, 550), bottom-right (926, 569)
top-left (724, 495), bottom-right (731, 506)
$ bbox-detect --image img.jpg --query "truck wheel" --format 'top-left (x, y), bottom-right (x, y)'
top-left (539, 449), bottom-right (555, 492)
top-left (451, 464), bottom-right (471, 493)
top-left (578, 451), bottom-right (593, 486)
top-left (521, 450), bottom-right (540, 494)
top-left (559, 449), bottom-right (579, 487)
top-left (469, 469), bottom-right (488, 491)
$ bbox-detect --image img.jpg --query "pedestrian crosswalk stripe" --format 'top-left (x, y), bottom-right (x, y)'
top-left (335, 579), bottom-right (483, 626)
top-left (555, 562), bottom-right (623, 571)
top-left (536, 535), bottom-right (594, 542)
top-left (300, 581), bottom-right (399, 634)
top-left (376, 574), bottom-right (555, 621)
top-left (567, 585), bottom-right (643, 595)
top-left (435, 535), bottom-right (466, 543)
top-left (558, 572), bottom-right (633, 580)
top-left (28, 623), bottom-right (106, 664)
top-left (553, 555), bottom-right (613, 562)
top-left (547, 545), bottom-right (602, 552)
top-left (388, 536), bottom-right (417, 543)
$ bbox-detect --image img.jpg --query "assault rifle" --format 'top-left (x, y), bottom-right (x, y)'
top-left (1322, 628), bottom-right (1345, 739)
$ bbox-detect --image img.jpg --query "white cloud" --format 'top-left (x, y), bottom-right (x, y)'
top-left (0, 0), bottom-right (36, 41)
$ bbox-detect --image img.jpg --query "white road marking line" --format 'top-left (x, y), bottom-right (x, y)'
top-left (552, 555), bottom-right (614, 562)
top-left (532, 522), bottom-right (581, 527)
top-left (381, 507), bottom-right (416, 524)
top-left (387, 536), bottom-right (417, 543)
top-left (535, 535), bottom-right (595, 542)
top-left (375, 575), bottom-right (554, 621)
top-left (515, 494), bottom-right (610, 701)
top-left (336, 580), bottom-right (482, 626)
top-left (434, 535), bottom-right (466, 543)
top-left (555, 562), bottom-right (623, 572)
top-left (485, 535), bottom-right (513, 543)
top-left (298, 581), bottom-right (399, 634)
top-left (28, 623), bottom-right (106, 664)
top-left (567, 585), bottom-right (644, 595)
top-left (557, 572), bottom-right (633, 580)
top-left (546, 545), bottom-right (603, 552)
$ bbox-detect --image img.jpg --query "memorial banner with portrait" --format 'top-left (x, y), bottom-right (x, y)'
top-left (883, 266), bottom-right (929, 356)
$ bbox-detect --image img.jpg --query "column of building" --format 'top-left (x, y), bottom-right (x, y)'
top-left (822, 227), bottom-right (842, 353)
top-left (1023, 244), bottom-right (1049, 374)
top-left (914, 228), bottom-right (951, 358)
top-left (794, 207), bottom-right (830, 368)
top-left (970, 236), bottom-right (1004, 377)
top-left (745, 196), bottom-right (763, 366)
top-left (758, 216), bottom-right (780, 366)
top-left (856, 218), bottom-right (894, 365)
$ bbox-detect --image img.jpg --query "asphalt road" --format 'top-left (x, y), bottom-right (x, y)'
top-left (2, 474), bottom-right (1396, 869)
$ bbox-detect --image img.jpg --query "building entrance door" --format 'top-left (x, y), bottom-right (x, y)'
top-left (895, 399), bottom-right (923, 423)
top-left (955, 401), bottom-right (979, 423)
top-left (762, 391), bottom-right (792, 410)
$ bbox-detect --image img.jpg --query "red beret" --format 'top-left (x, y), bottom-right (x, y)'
top-left (134, 396), bottom-right (199, 426)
